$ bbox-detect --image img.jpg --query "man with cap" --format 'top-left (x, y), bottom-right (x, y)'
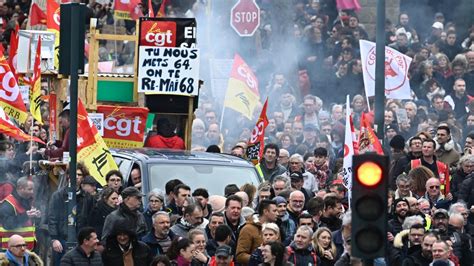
top-left (384, 124), bottom-right (399, 149)
top-left (102, 187), bottom-right (147, 241)
top-left (426, 21), bottom-right (444, 44)
top-left (289, 172), bottom-right (311, 203)
top-left (389, 134), bottom-right (408, 189)
top-left (431, 209), bottom-right (472, 266)
top-left (81, 175), bottom-right (99, 200)
top-left (43, 103), bottom-right (70, 159)
top-left (209, 244), bottom-right (234, 266)
top-left (273, 196), bottom-right (295, 246)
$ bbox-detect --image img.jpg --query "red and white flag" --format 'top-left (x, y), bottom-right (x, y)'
top-left (342, 95), bottom-right (357, 195)
top-left (247, 98), bottom-right (268, 165)
top-left (360, 40), bottom-right (412, 100)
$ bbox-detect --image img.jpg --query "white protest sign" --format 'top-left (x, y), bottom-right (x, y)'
top-left (19, 86), bottom-right (29, 105)
top-left (137, 46), bottom-right (200, 96)
top-left (88, 113), bottom-right (104, 136)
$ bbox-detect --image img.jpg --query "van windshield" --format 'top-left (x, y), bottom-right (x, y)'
top-left (148, 163), bottom-right (260, 195)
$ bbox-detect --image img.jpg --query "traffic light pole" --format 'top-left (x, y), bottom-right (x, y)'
top-left (375, 0), bottom-right (385, 141)
top-left (65, 3), bottom-right (80, 250)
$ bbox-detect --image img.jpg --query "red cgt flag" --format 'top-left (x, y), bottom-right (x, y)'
top-left (0, 106), bottom-right (44, 144)
top-left (46, 0), bottom-right (60, 31)
top-left (357, 112), bottom-right (383, 155)
top-left (247, 98), bottom-right (269, 164)
top-left (29, 3), bottom-right (47, 26)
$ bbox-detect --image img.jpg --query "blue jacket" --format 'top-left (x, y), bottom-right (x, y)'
top-left (141, 229), bottom-right (177, 257)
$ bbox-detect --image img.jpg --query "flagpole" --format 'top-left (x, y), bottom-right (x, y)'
top-left (29, 125), bottom-right (33, 175)
top-left (374, 0), bottom-right (386, 140)
top-left (219, 99), bottom-right (226, 133)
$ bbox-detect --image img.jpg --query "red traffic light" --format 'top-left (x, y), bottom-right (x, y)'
top-left (356, 161), bottom-right (382, 187)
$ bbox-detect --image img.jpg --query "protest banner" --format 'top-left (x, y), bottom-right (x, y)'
top-left (97, 105), bottom-right (149, 148)
top-left (137, 46), bottom-right (200, 95)
top-left (138, 18), bottom-right (196, 48)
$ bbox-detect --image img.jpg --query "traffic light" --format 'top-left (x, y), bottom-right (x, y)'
top-left (351, 153), bottom-right (388, 259)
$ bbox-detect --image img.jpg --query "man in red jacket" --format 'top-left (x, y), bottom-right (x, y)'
top-left (145, 118), bottom-right (185, 149)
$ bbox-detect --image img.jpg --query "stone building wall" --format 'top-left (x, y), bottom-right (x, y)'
top-left (358, 0), bottom-right (400, 39)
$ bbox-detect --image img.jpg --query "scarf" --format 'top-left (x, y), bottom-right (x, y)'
top-left (176, 255), bottom-right (191, 266)
top-left (120, 243), bottom-right (134, 266)
top-left (314, 162), bottom-right (329, 189)
top-left (6, 250), bottom-right (29, 266)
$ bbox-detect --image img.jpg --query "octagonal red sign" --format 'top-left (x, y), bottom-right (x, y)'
top-left (230, 0), bottom-right (260, 37)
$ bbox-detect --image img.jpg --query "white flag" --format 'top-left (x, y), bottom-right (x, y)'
top-left (342, 95), bottom-right (357, 205)
top-left (360, 40), bottom-right (413, 100)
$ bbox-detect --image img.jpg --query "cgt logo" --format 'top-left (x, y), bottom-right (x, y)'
top-left (141, 21), bottom-right (176, 47)
top-left (104, 116), bottom-right (142, 137)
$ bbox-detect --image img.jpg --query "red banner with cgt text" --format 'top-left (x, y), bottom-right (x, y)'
top-left (97, 105), bottom-right (149, 148)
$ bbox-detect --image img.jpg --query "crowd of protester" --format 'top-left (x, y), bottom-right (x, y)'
top-left (0, 0), bottom-right (473, 265)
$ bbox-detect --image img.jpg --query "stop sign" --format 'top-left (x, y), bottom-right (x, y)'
top-left (230, 0), bottom-right (260, 37)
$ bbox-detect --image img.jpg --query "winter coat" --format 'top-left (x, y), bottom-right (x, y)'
top-left (248, 247), bottom-right (263, 266)
top-left (401, 249), bottom-right (432, 266)
top-left (0, 250), bottom-right (44, 266)
top-left (102, 240), bottom-right (152, 266)
top-left (170, 217), bottom-right (195, 239)
top-left (141, 229), bottom-right (177, 257)
top-left (334, 253), bottom-right (351, 266)
top-left (0, 191), bottom-right (33, 230)
top-left (286, 242), bottom-right (319, 266)
top-left (458, 175), bottom-right (474, 211)
top-left (49, 188), bottom-right (93, 241)
top-left (145, 135), bottom-right (185, 149)
top-left (256, 160), bottom-right (286, 182)
top-left (236, 215), bottom-right (263, 264)
top-left (451, 169), bottom-right (469, 202)
top-left (389, 229), bottom-right (422, 265)
top-left (61, 246), bottom-right (103, 266)
top-left (101, 203), bottom-right (147, 241)
top-left (435, 138), bottom-right (461, 167)
top-left (88, 200), bottom-right (117, 240)
top-left (319, 215), bottom-right (342, 232)
top-left (278, 212), bottom-right (296, 246)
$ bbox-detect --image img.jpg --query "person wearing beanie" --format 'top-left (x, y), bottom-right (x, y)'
top-left (272, 196), bottom-right (295, 246)
top-left (389, 135), bottom-right (409, 189)
top-left (388, 198), bottom-right (410, 236)
top-left (145, 118), bottom-right (185, 149)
